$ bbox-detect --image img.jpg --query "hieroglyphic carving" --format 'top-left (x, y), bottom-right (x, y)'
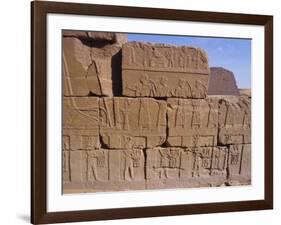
top-left (122, 42), bottom-right (209, 98)
top-left (167, 98), bottom-right (219, 147)
top-left (145, 146), bottom-right (231, 188)
top-left (218, 97), bottom-right (251, 145)
top-left (146, 148), bottom-right (182, 180)
top-left (100, 97), bottom-right (166, 149)
top-left (123, 42), bottom-right (209, 72)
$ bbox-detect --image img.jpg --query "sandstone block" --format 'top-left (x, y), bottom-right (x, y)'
top-left (63, 97), bottom-right (100, 150)
top-left (145, 146), bottom-right (229, 189)
top-left (208, 67), bottom-right (239, 95)
top-left (227, 144), bottom-right (251, 183)
top-left (63, 149), bottom-right (145, 193)
top-left (122, 42), bottom-right (210, 98)
top-left (63, 36), bottom-right (124, 96)
top-left (167, 98), bottom-right (219, 147)
top-left (100, 97), bottom-right (167, 149)
top-left (218, 96), bottom-right (251, 145)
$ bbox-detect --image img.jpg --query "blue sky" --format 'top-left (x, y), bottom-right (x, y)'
top-left (127, 33), bottom-right (251, 88)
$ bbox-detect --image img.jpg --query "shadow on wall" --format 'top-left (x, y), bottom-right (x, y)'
top-left (111, 49), bottom-right (123, 96)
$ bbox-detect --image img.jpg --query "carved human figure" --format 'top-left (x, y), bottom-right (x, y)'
top-left (183, 48), bottom-right (192, 69)
top-left (126, 45), bottom-right (136, 65)
top-left (175, 99), bottom-right (186, 128)
top-left (207, 101), bottom-right (218, 128)
top-left (138, 98), bottom-right (151, 129)
top-left (149, 47), bottom-right (168, 68)
top-left (157, 101), bottom-right (166, 128)
top-left (243, 108), bottom-right (251, 128)
top-left (225, 102), bottom-right (235, 127)
top-left (123, 150), bottom-right (141, 180)
top-left (87, 151), bottom-right (105, 181)
top-left (192, 149), bottom-right (202, 177)
top-left (175, 79), bottom-right (192, 97)
top-left (192, 80), bottom-right (207, 98)
top-left (159, 149), bottom-right (170, 179)
top-left (168, 148), bottom-right (180, 168)
top-left (212, 149), bottom-right (220, 169)
top-left (120, 99), bottom-right (131, 130)
top-left (158, 77), bottom-right (170, 96)
top-left (134, 74), bottom-right (156, 96)
top-left (239, 98), bottom-right (251, 128)
top-left (164, 49), bottom-right (174, 68)
top-left (192, 101), bottom-right (201, 128)
top-left (229, 146), bottom-right (240, 165)
top-left (192, 134), bottom-right (200, 147)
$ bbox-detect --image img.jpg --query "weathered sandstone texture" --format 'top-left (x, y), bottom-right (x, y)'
top-left (63, 31), bottom-right (127, 96)
top-left (122, 42), bottom-right (210, 98)
top-left (208, 67), bottom-right (240, 95)
top-left (63, 31), bottom-right (251, 193)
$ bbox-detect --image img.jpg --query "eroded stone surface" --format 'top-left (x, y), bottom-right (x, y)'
top-left (218, 96), bottom-right (251, 145)
top-left (167, 98), bottom-right (219, 147)
top-left (63, 31), bottom-right (127, 46)
top-left (99, 97), bottom-right (167, 149)
top-left (208, 67), bottom-right (240, 95)
top-left (63, 32), bottom-right (126, 96)
top-left (122, 42), bottom-right (210, 98)
top-left (63, 97), bottom-right (100, 150)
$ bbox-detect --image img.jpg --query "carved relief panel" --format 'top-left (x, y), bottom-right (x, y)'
top-left (122, 42), bottom-right (210, 98)
top-left (167, 98), bottom-right (219, 147)
top-left (63, 97), bottom-right (100, 151)
top-left (218, 97), bottom-right (251, 145)
top-left (100, 97), bottom-right (167, 149)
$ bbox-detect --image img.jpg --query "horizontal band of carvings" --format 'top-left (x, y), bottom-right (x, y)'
top-left (122, 67), bottom-right (210, 75)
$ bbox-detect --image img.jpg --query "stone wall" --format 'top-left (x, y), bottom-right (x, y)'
top-left (63, 31), bottom-right (251, 193)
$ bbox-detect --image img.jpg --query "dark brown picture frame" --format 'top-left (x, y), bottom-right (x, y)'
top-left (31, 1), bottom-right (273, 224)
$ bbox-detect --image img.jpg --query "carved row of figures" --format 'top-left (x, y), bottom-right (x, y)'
top-left (124, 74), bottom-right (207, 98)
top-left (64, 97), bottom-right (251, 147)
top-left (99, 98), bottom-right (166, 131)
top-left (169, 99), bottom-right (218, 129)
top-left (123, 43), bottom-right (209, 72)
top-left (63, 145), bottom-right (250, 184)
top-left (218, 97), bottom-right (251, 128)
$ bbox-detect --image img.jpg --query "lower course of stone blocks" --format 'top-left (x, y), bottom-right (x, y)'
top-left (63, 144), bottom-right (251, 193)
